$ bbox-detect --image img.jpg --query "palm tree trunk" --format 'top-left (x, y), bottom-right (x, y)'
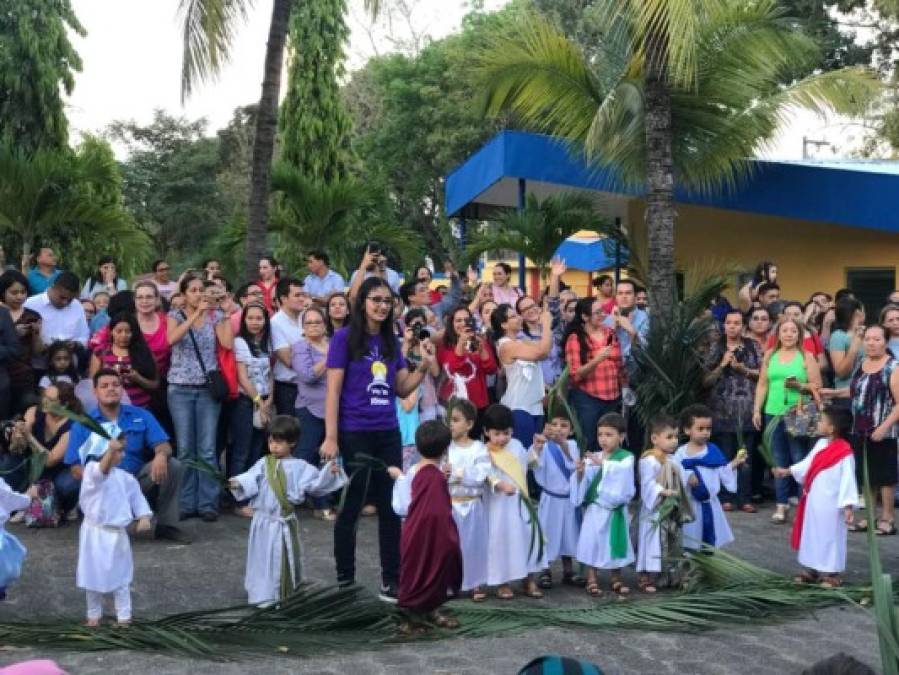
top-left (244, 0), bottom-right (293, 280)
top-left (643, 41), bottom-right (676, 322)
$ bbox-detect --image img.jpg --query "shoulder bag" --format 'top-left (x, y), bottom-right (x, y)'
top-left (181, 311), bottom-right (228, 402)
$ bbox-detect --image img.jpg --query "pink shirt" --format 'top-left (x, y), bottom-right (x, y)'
top-left (491, 284), bottom-right (523, 307)
top-left (89, 312), bottom-right (170, 376)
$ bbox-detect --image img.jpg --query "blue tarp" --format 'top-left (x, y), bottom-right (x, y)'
top-left (553, 238), bottom-right (628, 271)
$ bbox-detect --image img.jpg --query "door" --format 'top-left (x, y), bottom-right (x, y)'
top-left (846, 267), bottom-right (896, 321)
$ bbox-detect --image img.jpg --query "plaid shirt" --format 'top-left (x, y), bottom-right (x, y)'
top-left (565, 329), bottom-right (627, 401)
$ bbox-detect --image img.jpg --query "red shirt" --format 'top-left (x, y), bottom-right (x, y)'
top-left (436, 342), bottom-right (498, 409)
top-left (257, 278), bottom-right (278, 314)
top-left (565, 329), bottom-right (627, 401)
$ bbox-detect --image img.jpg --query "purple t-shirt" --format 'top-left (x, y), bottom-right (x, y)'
top-left (326, 327), bottom-right (407, 432)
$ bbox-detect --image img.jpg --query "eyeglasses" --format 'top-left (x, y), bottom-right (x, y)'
top-left (367, 296), bottom-right (393, 306)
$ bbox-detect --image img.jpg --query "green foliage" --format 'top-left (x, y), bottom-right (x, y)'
top-left (279, 0), bottom-right (354, 181)
top-left (477, 7), bottom-right (880, 194)
top-left (109, 110), bottom-right (240, 262)
top-left (631, 275), bottom-right (729, 435)
top-left (465, 191), bottom-right (622, 278)
top-left (344, 3), bottom-right (524, 262)
top-left (269, 162), bottom-right (424, 276)
top-left (0, 139), bottom-right (151, 280)
top-left (0, 0), bottom-right (84, 152)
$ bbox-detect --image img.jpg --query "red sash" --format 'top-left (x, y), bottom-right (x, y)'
top-left (791, 439), bottom-right (853, 550)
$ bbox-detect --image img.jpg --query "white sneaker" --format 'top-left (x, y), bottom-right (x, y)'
top-left (9, 511), bottom-right (24, 524)
top-left (788, 497), bottom-right (799, 506)
top-left (66, 508), bottom-right (80, 522)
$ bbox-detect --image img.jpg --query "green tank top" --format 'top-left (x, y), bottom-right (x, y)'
top-left (764, 350), bottom-right (807, 415)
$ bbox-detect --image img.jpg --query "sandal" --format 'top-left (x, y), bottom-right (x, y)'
top-left (471, 587), bottom-right (487, 603)
top-left (722, 502), bottom-right (734, 512)
top-left (875, 520), bottom-right (897, 536)
top-left (496, 585), bottom-right (514, 600)
top-left (637, 575), bottom-right (657, 594)
top-left (562, 573), bottom-right (586, 587)
top-left (585, 581), bottom-right (603, 597)
top-left (523, 582), bottom-right (544, 599)
top-left (430, 610), bottom-right (460, 629)
top-left (398, 621), bottom-right (428, 636)
top-left (820, 575), bottom-right (843, 588)
top-left (740, 504), bottom-right (758, 514)
top-left (847, 519), bottom-right (868, 532)
top-left (793, 569), bottom-right (819, 584)
top-left (611, 580), bottom-right (631, 596)
top-left (538, 569), bottom-right (553, 589)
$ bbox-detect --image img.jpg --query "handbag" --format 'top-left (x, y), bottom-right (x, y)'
top-left (182, 312), bottom-right (228, 402)
top-left (216, 340), bottom-right (239, 401)
top-left (783, 395), bottom-right (820, 437)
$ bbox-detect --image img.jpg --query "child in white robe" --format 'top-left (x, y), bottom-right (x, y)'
top-left (229, 415), bottom-right (346, 606)
top-left (773, 406), bottom-right (858, 587)
top-left (530, 411), bottom-right (581, 589)
top-left (445, 399), bottom-right (490, 599)
top-left (76, 438), bottom-right (152, 626)
top-left (571, 412), bottom-right (635, 597)
top-left (0, 479), bottom-right (36, 599)
top-left (482, 404), bottom-right (545, 600)
top-left (675, 404), bottom-right (745, 552)
top-left (636, 415), bottom-right (692, 593)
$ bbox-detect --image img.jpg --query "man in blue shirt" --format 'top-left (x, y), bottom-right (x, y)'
top-left (58, 368), bottom-right (190, 543)
top-left (23, 247), bottom-right (61, 295)
top-left (303, 250), bottom-right (346, 303)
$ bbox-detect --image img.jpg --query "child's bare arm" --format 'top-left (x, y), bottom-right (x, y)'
top-left (387, 466), bottom-right (403, 480)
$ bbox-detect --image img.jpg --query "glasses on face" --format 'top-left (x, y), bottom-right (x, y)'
top-left (367, 296), bottom-right (392, 306)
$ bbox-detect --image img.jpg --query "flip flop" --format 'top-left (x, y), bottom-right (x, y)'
top-left (585, 581), bottom-right (603, 597)
top-left (820, 575), bottom-right (843, 588)
top-left (471, 588), bottom-right (487, 603)
top-left (611, 580), bottom-right (631, 595)
top-left (848, 519), bottom-right (868, 532)
top-left (496, 586), bottom-right (514, 600)
top-left (537, 570), bottom-right (553, 589)
top-left (875, 520), bottom-right (897, 536)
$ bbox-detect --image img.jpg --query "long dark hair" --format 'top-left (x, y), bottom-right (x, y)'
top-left (0, 270), bottom-right (30, 300)
top-left (561, 297), bottom-right (604, 365)
top-left (46, 341), bottom-right (79, 381)
top-left (833, 297), bottom-right (863, 332)
top-left (326, 292), bottom-right (348, 337)
top-left (347, 277), bottom-right (397, 361)
top-left (442, 305), bottom-right (472, 349)
top-left (752, 261), bottom-right (776, 286)
top-left (237, 302), bottom-right (272, 357)
top-left (107, 312), bottom-right (158, 381)
top-left (489, 303), bottom-right (514, 345)
top-left (88, 256), bottom-right (120, 289)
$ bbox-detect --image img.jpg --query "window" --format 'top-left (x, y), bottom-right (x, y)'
top-left (846, 268), bottom-right (896, 321)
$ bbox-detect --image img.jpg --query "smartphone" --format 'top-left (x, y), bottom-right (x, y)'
top-left (605, 332), bottom-right (614, 346)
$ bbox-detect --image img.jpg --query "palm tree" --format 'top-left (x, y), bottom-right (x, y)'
top-left (477, 2), bottom-right (879, 321)
top-left (465, 191), bottom-right (624, 283)
top-left (179, 0), bottom-right (380, 282)
top-left (269, 162), bottom-right (423, 276)
top-left (0, 140), bottom-right (150, 278)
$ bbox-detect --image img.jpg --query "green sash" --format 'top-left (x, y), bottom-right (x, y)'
top-left (582, 448), bottom-right (630, 560)
top-left (265, 455), bottom-right (302, 600)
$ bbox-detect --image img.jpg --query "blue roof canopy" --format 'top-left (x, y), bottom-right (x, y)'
top-left (445, 130), bottom-right (899, 233)
top-left (554, 238), bottom-right (628, 271)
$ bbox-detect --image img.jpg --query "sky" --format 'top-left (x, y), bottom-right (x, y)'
top-left (66, 0), bottom-right (868, 161)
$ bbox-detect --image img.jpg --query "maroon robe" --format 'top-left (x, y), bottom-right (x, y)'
top-left (398, 463), bottom-right (463, 612)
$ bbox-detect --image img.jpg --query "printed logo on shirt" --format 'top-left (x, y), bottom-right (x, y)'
top-left (365, 348), bottom-right (391, 407)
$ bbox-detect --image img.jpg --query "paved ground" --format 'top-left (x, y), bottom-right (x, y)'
top-left (0, 501), bottom-right (892, 674)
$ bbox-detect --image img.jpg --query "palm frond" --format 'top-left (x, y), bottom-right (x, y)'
top-left (182, 458), bottom-right (228, 485)
top-left (758, 415), bottom-right (780, 467)
top-left (46, 404), bottom-right (110, 439)
top-left (178, 0), bottom-right (252, 102)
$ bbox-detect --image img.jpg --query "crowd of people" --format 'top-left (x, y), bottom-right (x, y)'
top-left (0, 246), bottom-right (891, 626)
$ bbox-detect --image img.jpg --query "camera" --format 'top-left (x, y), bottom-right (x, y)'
top-left (463, 317), bottom-right (479, 351)
top-left (410, 321), bottom-right (432, 342)
top-left (732, 345), bottom-right (746, 363)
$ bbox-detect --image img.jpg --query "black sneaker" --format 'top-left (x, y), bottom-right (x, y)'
top-left (155, 525), bottom-right (192, 545)
top-left (378, 582), bottom-right (398, 604)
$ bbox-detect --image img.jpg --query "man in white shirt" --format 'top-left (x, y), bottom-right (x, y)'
top-left (25, 271), bottom-right (90, 370)
top-left (303, 250), bottom-right (346, 303)
top-left (270, 277), bottom-right (309, 415)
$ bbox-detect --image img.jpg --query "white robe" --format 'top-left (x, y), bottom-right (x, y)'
top-left (485, 439), bottom-right (545, 585)
top-left (791, 438), bottom-right (858, 573)
top-left (77, 463), bottom-right (152, 593)
top-left (0, 479), bottom-right (31, 588)
top-left (531, 440), bottom-right (581, 562)
top-left (675, 444), bottom-right (736, 551)
top-left (231, 458), bottom-right (346, 605)
top-left (447, 440), bottom-right (490, 591)
top-left (636, 455), bottom-right (688, 573)
top-left (571, 453), bottom-right (635, 569)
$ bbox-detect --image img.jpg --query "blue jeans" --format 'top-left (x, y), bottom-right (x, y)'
top-left (568, 388), bottom-right (621, 454)
top-left (53, 468), bottom-right (81, 513)
top-left (295, 407), bottom-right (331, 509)
top-left (511, 410), bottom-right (544, 448)
top-left (169, 384), bottom-right (221, 515)
top-left (227, 394), bottom-right (265, 481)
top-left (765, 415), bottom-right (809, 505)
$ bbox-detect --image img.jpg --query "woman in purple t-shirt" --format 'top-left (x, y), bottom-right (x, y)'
top-left (320, 277), bottom-right (435, 600)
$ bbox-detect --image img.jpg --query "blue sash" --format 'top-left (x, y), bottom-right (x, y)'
top-left (546, 441), bottom-right (573, 481)
top-left (680, 444), bottom-right (728, 547)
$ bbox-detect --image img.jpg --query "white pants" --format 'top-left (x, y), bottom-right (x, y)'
top-left (85, 585), bottom-right (132, 621)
